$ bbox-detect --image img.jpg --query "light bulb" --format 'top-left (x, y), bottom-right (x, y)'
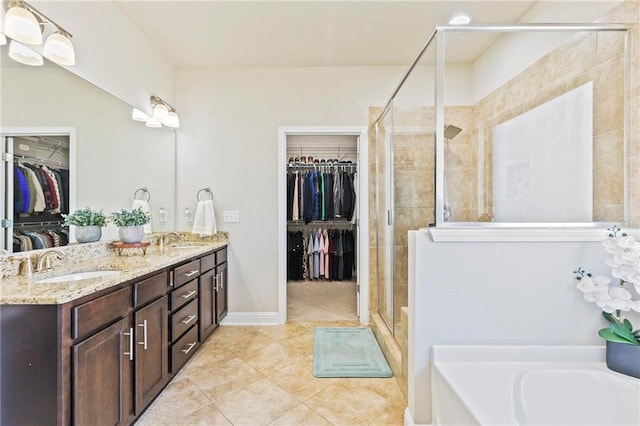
top-left (163, 111), bottom-right (180, 128)
top-left (152, 103), bottom-right (169, 121)
top-left (43, 31), bottom-right (75, 66)
top-left (3, 5), bottom-right (43, 45)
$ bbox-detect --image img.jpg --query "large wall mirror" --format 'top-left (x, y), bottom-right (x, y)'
top-left (1, 49), bottom-right (176, 253)
top-left (439, 27), bottom-right (628, 226)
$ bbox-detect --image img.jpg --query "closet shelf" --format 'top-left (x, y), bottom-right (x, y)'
top-left (287, 163), bottom-right (357, 169)
top-left (13, 154), bottom-right (69, 169)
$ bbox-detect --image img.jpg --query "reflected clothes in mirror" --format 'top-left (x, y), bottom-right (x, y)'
top-left (287, 169), bottom-right (357, 223)
top-left (287, 229), bottom-right (355, 281)
top-left (13, 164), bottom-right (69, 215)
top-left (13, 228), bottom-right (69, 252)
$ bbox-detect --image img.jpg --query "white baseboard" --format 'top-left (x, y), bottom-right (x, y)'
top-left (220, 312), bottom-right (280, 325)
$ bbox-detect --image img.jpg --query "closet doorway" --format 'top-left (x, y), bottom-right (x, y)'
top-left (277, 127), bottom-right (369, 325)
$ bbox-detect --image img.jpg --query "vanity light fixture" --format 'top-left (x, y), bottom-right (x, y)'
top-left (449, 15), bottom-right (471, 25)
top-left (3, 0), bottom-right (75, 66)
top-left (151, 95), bottom-right (180, 129)
top-left (131, 96), bottom-right (180, 129)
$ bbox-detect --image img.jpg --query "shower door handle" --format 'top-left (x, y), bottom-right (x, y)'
top-left (387, 210), bottom-right (393, 226)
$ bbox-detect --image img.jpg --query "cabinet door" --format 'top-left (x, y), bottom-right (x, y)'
top-left (199, 269), bottom-right (216, 342)
top-left (216, 262), bottom-right (228, 324)
top-left (134, 296), bottom-right (169, 414)
top-left (73, 317), bottom-right (133, 426)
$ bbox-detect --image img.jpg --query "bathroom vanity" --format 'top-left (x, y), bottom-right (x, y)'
top-left (0, 243), bottom-right (228, 425)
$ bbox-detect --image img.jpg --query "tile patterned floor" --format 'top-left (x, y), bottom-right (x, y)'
top-left (135, 321), bottom-right (406, 426)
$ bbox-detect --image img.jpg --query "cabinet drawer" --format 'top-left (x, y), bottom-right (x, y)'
top-left (73, 287), bottom-right (131, 340)
top-left (171, 299), bottom-right (198, 342)
top-left (200, 253), bottom-right (215, 273)
top-left (170, 279), bottom-right (198, 310)
top-left (173, 260), bottom-right (200, 288)
top-left (171, 325), bottom-right (199, 373)
top-left (134, 272), bottom-right (168, 308)
top-left (216, 248), bottom-right (227, 265)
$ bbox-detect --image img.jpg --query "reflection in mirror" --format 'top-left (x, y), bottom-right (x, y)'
top-left (441, 29), bottom-right (627, 225)
top-left (1, 54), bottom-right (176, 254)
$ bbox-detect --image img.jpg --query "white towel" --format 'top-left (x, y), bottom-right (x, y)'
top-left (192, 199), bottom-right (217, 236)
top-left (131, 199), bottom-right (152, 234)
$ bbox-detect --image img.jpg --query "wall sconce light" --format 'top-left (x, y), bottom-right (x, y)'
top-left (131, 96), bottom-right (180, 129)
top-left (2, 0), bottom-right (75, 66)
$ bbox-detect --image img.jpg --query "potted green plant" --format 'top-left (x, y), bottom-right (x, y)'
top-left (574, 226), bottom-right (640, 379)
top-left (110, 207), bottom-right (151, 244)
top-left (63, 207), bottom-right (108, 243)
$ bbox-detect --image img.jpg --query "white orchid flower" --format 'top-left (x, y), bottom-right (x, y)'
top-left (606, 286), bottom-right (632, 311)
top-left (576, 275), bottom-right (610, 293)
top-left (631, 300), bottom-right (640, 313)
top-left (583, 292), bottom-right (598, 303)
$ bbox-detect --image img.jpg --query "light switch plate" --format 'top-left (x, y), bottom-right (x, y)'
top-left (223, 210), bottom-right (240, 223)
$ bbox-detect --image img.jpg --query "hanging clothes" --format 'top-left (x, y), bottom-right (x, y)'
top-left (286, 228), bottom-right (356, 282)
top-left (288, 166), bottom-right (357, 224)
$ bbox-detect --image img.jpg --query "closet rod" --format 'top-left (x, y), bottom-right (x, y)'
top-left (14, 155), bottom-right (69, 169)
top-left (15, 220), bottom-right (67, 228)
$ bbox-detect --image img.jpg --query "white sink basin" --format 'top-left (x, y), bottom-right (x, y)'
top-left (36, 270), bottom-right (121, 284)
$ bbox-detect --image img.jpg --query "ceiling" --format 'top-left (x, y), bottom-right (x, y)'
top-left (113, 0), bottom-right (622, 68)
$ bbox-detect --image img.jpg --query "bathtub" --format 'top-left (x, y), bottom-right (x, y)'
top-left (431, 346), bottom-right (640, 426)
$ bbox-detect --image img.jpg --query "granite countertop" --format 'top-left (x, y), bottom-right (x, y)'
top-left (0, 242), bottom-right (227, 305)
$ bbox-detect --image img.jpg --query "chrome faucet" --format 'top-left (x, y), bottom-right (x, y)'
top-left (159, 232), bottom-right (181, 252)
top-left (35, 249), bottom-right (68, 272)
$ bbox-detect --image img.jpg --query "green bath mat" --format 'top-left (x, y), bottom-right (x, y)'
top-left (313, 327), bottom-right (392, 378)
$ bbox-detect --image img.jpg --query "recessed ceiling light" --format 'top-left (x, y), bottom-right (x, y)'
top-left (449, 15), bottom-right (471, 25)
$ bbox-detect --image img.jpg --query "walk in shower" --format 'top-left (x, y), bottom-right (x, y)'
top-left (372, 23), bottom-right (629, 340)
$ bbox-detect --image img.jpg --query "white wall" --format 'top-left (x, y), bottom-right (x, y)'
top-left (27, 1), bottom-right (176, 114)
top-left (407, 229), bottom-right (634, 424)
top-left (175, 66), bottom-right (414, 314)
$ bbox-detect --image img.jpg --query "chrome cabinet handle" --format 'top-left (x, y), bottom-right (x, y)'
top-left (138, 320), bottom-right (148, 350)
top-left (221, 273), bottom-right (224, 290)
top-left (181, 314), bottom-right (197, 325)
top-left (184, 270), bottom-right (199, 277)
top-left (214, 275), bottom-right (219, 291)
top-left (123, 327), bottom-right (134, 361)
top-left (181, 342), bottom-right (197, 354)
top-left (181, 290), bottom-right (197, 299)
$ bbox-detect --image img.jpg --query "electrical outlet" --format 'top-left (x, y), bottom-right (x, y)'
top-left (223, 210), bottom-right (240, 223)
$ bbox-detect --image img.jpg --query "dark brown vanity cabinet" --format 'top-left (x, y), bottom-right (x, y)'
top-left (73, 272), bottom-right (169, 423)
top-left (1, 246), bottom-right (227, 426)
top-left (199, 247), bottom-right (228, 342)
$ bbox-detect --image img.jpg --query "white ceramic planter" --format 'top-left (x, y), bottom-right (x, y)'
top-left (119, 225), bottom-right (144, 243)
top-left (75, 225), bottom-right (102, 243)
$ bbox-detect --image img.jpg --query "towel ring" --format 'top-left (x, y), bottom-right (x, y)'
top-left (197, 187), bottom-right (213, 201)
top-left (133, 187), bottom-right (151, 202)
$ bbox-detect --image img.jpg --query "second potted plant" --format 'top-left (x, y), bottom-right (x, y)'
top-left (111, 207), bottom-right (152, 244)
top-left (63, 207), bottom-right (108, 243)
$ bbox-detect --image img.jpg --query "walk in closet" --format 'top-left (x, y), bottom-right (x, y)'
top-left (285, 134), bottom-right (359, 321)
top-left (1, 134), bottom-right (71, 253)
